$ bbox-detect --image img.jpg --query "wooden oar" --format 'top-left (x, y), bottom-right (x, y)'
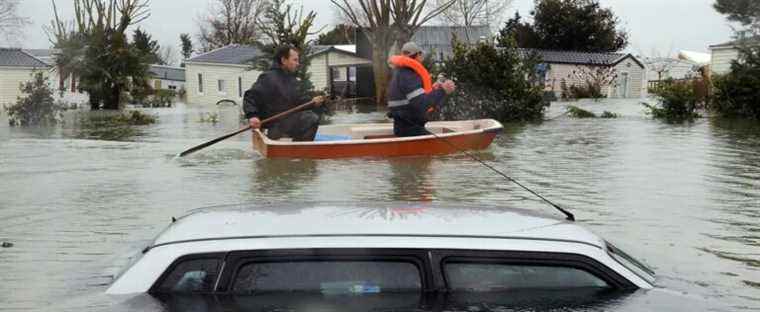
top-left (178, 100), bottom-right (316, 157)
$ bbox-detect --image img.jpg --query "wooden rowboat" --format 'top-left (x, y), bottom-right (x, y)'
top-left (252, 119), bottom-right (503, 158)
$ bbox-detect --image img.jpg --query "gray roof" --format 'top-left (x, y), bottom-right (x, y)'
top-left (522, 49), bottom-right (644, 68)
top-left (709, 38), bottom-right (760, 49)
top-left (186, 44), bottom-right (261, 65)
top-left (23, 49), bottom-right (59, 66)
top-left (0, 48), bottom-right (50, 68)
top-left (149, 65), bottom-right (185, 82)
top-left (412, 25), bottom-right (491, 47)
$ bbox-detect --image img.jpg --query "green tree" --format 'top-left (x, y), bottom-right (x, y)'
top-left (501, 0), bottom-right (628, 52)
top-left (5, 72), bottom-right (61, 126)
top-left (711, 41), bottom-right (760, 119)
top-left (132, 28), bottom-right (162, 65)
top-left (713, 0), bottom-right (759, 26)
top-left (255, 0), bottom-right (320, 94)
top-left (437, 38), bottom-right (547, 122)
top-left (179, 33), bottom-right (193, 61)
top-left (497, 12), bottom-right (539, 49)
top-left (711, 0), bottom-right (760, 119)
top-left (316, 24), bottom-right (356, 45)
top-left (48, 0), bottom-right (151, 110)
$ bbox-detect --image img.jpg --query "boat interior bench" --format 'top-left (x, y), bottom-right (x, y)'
top-left (352, 126), bottom-right (461, 140)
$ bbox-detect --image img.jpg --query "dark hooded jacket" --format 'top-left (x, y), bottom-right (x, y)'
top-left (243, 63), bottom-right (311, 122)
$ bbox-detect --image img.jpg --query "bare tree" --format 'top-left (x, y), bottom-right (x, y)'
top-left (160, 45), bottom-right (176, 66)
top-left (391, 0), bottom-right (456, 46)
top-left (197, 0), bottom-right (268, 52)
top-left (0, 0), bottom-right (30, 43)
top-left (332, 0), bottom-right (395, 105)
top-left (433, 0), bottom-right (511, 41)
top-left (331, 0), bottom-right (453, 105)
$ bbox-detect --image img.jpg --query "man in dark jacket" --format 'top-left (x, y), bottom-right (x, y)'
top-left (244, 46), bottom-right (325, 141)
top-left (387, 42), bottom-right (456, 137)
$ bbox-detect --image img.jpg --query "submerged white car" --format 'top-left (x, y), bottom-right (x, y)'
top-left (107, 202), bottom-right (655, 298)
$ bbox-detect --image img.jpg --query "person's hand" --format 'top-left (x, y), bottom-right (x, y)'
top-left (433, 82), bottom-right (442, 89)
top-left (441, 80), bottom-right (456, 94)
top-left (312, 95), bottom-right (325, 107)
top-left (249, 117), bottom-right (261, 129)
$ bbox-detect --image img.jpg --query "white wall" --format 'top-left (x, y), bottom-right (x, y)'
top-left (543, 58), bottom-right (644, 99)
top-left (711, 47), bottom-right (740, 75)
top-left (611, 57), bottom-right (645, 98)
top-left (0, 67), bottom-right (47, 107)
top-left (185, 62), bottom-right (262, 106)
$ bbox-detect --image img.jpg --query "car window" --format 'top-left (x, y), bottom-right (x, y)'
top-left (155, 258), bottom-right (221, 293)
top-left (444, 262), bottom-right (609, 291)
top-left (232, 261), bottom-right (421, 294)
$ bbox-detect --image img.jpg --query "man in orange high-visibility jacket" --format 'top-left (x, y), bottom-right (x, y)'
top-left (387, 42), bottom-right (457, 137)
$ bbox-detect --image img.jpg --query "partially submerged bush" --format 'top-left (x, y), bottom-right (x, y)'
top-left (566, 105), bottom-right (596, 118)
top-left (564, 105), bottom-right (619, 119)
top-left (435, 40), bottom-right (547, 122)
top-left (199, 112), bottom-right (219, 123)
top-left (5, 72), bottom-right (62, 126)
top-left (83, 110), bottom-right (157, 126)
top-left (711, 45), bottom-right (760, 119)
top-left (645, 78), bottom-right (700, 121)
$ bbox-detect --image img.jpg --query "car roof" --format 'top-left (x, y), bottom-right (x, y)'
top-left (151, 202), bottom-right (605, 249)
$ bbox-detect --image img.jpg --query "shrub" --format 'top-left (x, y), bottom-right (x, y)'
top-left (145, 89), bottom-right (176, 108)
top-left (644, 78), bottom-right (700, 121)
top-left (566, 105), bottom-right (596, 118)
top-left (711, 45), bottom-right (760, 119)
top-left (5, 72), bottom-right (62, 126)
top-left (436, 39), bottom-right (547, 122)
top-left (600, 111), bottom-right (619, 118)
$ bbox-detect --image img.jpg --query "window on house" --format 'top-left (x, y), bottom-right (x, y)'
top-left (331, 67), bottom-right (342, 81)
top-left (198, 73), bottom-right (204, 93)
top-left (238, 77), bottom-right (242, 97)
top-left (218, 79), bottom-right (226, 93)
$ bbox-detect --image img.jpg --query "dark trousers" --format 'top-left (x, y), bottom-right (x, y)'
top-left (390, 110), bottom-right (430, 137)
top-left (266, 111), bottom-right (319, 141)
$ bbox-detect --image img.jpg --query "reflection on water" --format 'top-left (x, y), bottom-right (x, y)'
top-left (1, 100), bottom-right (759, 311)
top-left (387, 158), bottom-right (436, 201)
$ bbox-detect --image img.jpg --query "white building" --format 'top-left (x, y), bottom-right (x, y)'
top-left (0, 48), bottom-right (88, 108)
top-left (184, 44), bottom-right (372, 106)
top-left (148, 65), bottom-right (185, 92)
top-left (709, 40), bottom-right (744, 75)
top-left (526, 49), bottom-right (646, 99)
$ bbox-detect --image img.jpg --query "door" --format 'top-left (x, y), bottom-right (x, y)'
top-left (616, 72), bottom-right (629, 98)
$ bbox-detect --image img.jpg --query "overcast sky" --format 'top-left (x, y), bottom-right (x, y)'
top-left (18, 0), bottom-right (736, 58)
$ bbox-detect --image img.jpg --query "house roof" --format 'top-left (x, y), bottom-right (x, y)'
top-left (412, 25), bottom-right (491, 47)
top-left (523, 49), bottom-right (644, 68)
top-left (709, 38), bottom-right (759, 49)
top-left (149, 65), bottom-right (185, 82)
top-left (0, 48), bottom-right (51, 68)
top-left (186, 44), bottom-right (262, 65)
top-left (309, 44), bottom-right (366, 59)
top-left (23, 49), bottom-right (59, 66)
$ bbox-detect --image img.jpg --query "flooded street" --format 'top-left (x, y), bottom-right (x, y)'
top-left (0, 99), bottom-right (759, 311)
